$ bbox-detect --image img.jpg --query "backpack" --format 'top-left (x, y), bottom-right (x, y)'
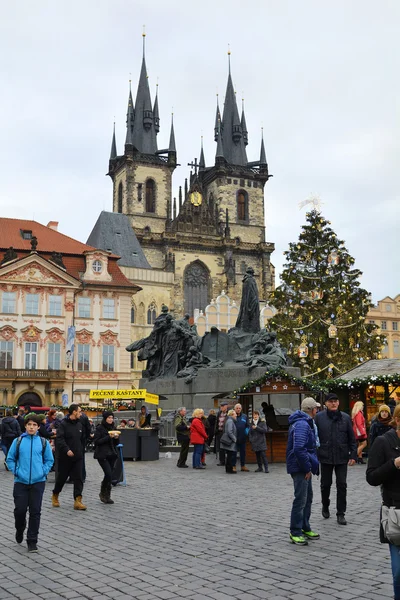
top-left (14, 436), bottom-right (47, 465)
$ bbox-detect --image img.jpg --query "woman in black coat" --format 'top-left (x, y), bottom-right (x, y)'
top-left (366, 405), bottom-right (400, 600)
top-left (93, 411), bottom-right (120, 504)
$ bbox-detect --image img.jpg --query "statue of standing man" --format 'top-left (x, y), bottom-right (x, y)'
top-left (235, 267), bottom-right (260, 333)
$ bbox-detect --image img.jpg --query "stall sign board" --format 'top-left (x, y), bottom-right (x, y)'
top-left (145, 392), bottom-right (159, 405)
top-left (89, 389), bottom-right (146, 400)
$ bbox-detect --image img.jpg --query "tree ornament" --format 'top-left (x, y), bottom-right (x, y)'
top-left (328, 250), bottom-right (340, 266)
top-left (328, 324), bottom-right (338, 338)
top-left (298, 341), bottom-right (308, 358)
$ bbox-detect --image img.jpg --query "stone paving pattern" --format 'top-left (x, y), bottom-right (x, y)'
top-left (0, 454), bottom-right (393, 600)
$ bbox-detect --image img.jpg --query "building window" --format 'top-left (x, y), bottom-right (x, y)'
top-left (145, 179), bottom-right (156, 213)
top-left (237, 190), bottom-right (248, 221)
top-left (0, 341), bottom-right (13, 368)
top-left (393, 322), bottom-right (398, 331)
top-left (138, 183), bottom-right (143, 202)
top-left (102, 345), bottom-right (114, 372)
top-left (77, 344), bottom-right (90, 371)
top-left (147, 304), bottom-right (157, 325)
top-left (49, 295), bottom-right (62, 316)
top-left (21, 230), bottom-right (32, 240)
top-left (240, 179), bottom-right (245, 187)
top-left (26, 293), bottom-right (39, 315)
top-left (92, 260), bottom-right (102, 273)
top-left (24, 342), bottom-right (37, 369)
top-left (118, 182), bottom-right (123, 213)
top-left (103, 298), bottom-right (115, 319)
top-left (48, 343), bottom-right (61, 370)
top-left (227, 178), bottom-right (232, 184)
top-left (2, 291), bottom-right (16, 314)
top-left (369, 320), bottom-right (375, 324)
top-left (78, 297), bottom-right (91, 318)
top-left (394, 340), bottom-right (400, 355)
top-left (131, 306), bottom-right (135, 324)
top-left (386, 304), bottom-right (392, 312)
top-left (381, 321), bottom-right (387, 330)
top-left (184, 261), bottom-right (210, 316)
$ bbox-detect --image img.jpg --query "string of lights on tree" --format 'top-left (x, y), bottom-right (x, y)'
top-left (268, 206), bottom-right (384, 378)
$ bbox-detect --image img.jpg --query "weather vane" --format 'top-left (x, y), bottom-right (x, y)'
top-left (299, 193), bottom-right (323, 211)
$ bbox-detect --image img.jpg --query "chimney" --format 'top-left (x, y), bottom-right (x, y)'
top-left (47, 221), bottom-right (59, 231)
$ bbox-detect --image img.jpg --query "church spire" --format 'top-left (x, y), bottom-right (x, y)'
top-left (260, 128), bottom-right (267, 164)
top-left (215, 118), bottom-right (225, 165)
top-left (214, 95), bottom-right (221, 142)
top-left (219, 51), bottom-right (247, 166)
top-left (125, 81), bottom-right (134, 148)
top-left (199, 136), bottom-right (205, 170)
top-left (110, 122), bottom-right (117, 159)
top-left (241, 98), bottom-right (248, 147)
top-left (131, 31), bottom-right (158, 154)
top-left (153, 83), bottom-right (160, 134)
top-left (168, 113), bottom-right (176, 152)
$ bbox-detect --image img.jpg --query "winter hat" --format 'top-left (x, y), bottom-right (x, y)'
top-left (220, 401), bottom-right (229, 406)
top-left (301, 397), bottom-right (319, 411)
top-left (102, 410), bottom-right (114, 420)
top-left (325, 393), bottom-right (339, 403)
top-left (378, 404), bottom-right (391, 415)
top-left (24, 413), bottom-right (41, 426)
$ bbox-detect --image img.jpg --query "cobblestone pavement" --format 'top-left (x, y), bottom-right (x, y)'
top-left (0, 454), bottom-right (393, 600)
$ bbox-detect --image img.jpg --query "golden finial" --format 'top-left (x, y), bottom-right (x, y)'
top-left (227, 43), bottom-right (231, 56)
top-left (142, 25), bottom-right (146, 37)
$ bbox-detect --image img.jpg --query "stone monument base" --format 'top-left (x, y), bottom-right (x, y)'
top-left (140, 364), bottom-right (301, 412)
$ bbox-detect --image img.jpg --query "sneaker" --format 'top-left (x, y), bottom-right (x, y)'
top-left (27, 542), bottom-right (38, 552)
top-left (15, 531), bottom-right (23, 544)
top-left (289, 534), bottom-right (308, 546)
top-left (302, 529), bottom-right (320, 540)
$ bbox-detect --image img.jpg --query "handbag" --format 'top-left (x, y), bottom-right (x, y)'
top-left (381, 505), bottom-right (400, 546)
top-left (220, 433), bottom-right (231, 446)
top-left (204, 443), bottom-right (211, 454)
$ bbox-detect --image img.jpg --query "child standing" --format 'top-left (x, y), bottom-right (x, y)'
top-left (249, 410), bottom-right (269, 473)
top-left (6, 414), bottom-right (54, 552)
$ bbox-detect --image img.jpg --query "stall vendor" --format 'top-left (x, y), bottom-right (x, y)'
top-left (138, 406), bottom-right (151, 428)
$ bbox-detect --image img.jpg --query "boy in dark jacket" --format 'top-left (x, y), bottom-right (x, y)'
top-left (315, 393), bottom-right (356, 525)
top-left (6, 414), bottom-right (54, 552)
top-left (52, 404), bottom-right (87, 510)
top-left (286, 398), bottom-right (320, 546)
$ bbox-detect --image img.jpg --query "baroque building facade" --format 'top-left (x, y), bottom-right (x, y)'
top-left (366, 295), bottom-right (400, 359)
top-left (0, 218), bottom-right (139, 407)
top-left (106, 43), bottom-right (276, 325)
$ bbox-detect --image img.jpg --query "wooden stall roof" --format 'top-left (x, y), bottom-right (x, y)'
top-left (335, 359), bottom-right (400, 382)
top-left (234, 368), bottom-right (320, 397)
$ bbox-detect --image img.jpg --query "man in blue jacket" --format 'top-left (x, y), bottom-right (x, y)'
top-left (286, 397), bottom-right (320, 546)
top-left (233, 403), bottom-right (250, 472)
top-left (6, 414), bottom-right (54, 552)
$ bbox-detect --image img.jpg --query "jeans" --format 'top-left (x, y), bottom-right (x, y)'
top-left (98, 456), bottom-right (117, 485)
top-left (320, 463), bottom-right (348, 515)
top-left (53, 458), bottom-right (84, 499)
top-left (233, 441), bottom-right (247, 467)
top-left (192, 444), bottom-right (203, 468)
top-left (225, 450), bottom-right (236, 473)
top-left (390, 544), bottom-right (400, 600)
top-left (13, 481), bottom-right (45, 544)
top-left (177, 438), bottom-right (190, 466)
top-left (290, 473), bottom-right (313, 536)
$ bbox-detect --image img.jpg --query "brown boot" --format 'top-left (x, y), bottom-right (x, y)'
top-left (241, 466), bottom-right (249, 472)
top-left (232, 466), bottom-right (237, 473)
top-left (73, 496), bottom-right (87, 510)
top-left (51, 493), bottom-right (60, 507)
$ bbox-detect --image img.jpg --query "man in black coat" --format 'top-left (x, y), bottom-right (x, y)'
top-left (52, 404), bottom-right (86, 510)
top-left (315, 393), bottom-right (357, 525)
top-left (214, 401), bottom-right (229, 466)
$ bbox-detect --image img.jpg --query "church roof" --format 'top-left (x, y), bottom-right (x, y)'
top-left (131, 55), bottom-right (158, 154)
top-left (87, 211), bottom-right (151, 269)
top-left (219, 70), bottom-right (248, 166)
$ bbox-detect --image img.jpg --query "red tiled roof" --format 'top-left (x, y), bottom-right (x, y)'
top-left (0, 217), bottom-right (94, 254)
top-left (0, 218), bottom-right (139, 290)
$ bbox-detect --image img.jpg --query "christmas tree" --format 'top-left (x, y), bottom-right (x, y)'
top-left (269, 209), bottom-right (384, 377)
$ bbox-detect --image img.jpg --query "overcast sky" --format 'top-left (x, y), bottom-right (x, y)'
top-left (0, 0), bottom-right (398, 303)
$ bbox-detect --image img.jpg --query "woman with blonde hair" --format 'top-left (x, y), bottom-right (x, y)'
top-left (352, 401), bottom-right (367, 464)
top-left (189, 409), bottom-right (208, 470)
top-left (220, 409), bottom-right (237, 474)
top-left (367, 404), bottom-right (400, 600)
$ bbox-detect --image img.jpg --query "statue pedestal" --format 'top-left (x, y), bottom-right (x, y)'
top-left (140, 364), bottom-right (301, 412)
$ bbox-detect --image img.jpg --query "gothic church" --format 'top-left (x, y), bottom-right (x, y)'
top-left (106, 40), bottom-right (275, 321)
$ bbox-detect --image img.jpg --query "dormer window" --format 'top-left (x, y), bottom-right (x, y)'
top-left (21, 230), bottom-right (32, 240)
top-left (92, 260), bottom-right (102, 273)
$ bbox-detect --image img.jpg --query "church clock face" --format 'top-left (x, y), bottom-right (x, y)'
top-left (189, 191), bottom-right (202, 206)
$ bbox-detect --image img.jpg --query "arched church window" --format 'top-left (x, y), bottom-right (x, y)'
top-left (131, 304), bottom-right (135, 324)
top-left (117, 182), bottom-right (123, 213)
top-left (237, 190), bottom-right (248, 221)
top-left (145, 179), bottom-right (156, 213)
top-left (147, 303), bottom-right (157, 325)
top-left (184, 261), bottom-right (210, 317)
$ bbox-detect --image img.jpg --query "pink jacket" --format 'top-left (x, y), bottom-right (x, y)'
top-left (352, 411), bottom-right (366, 439)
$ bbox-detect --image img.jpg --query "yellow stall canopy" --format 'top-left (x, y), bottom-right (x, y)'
top-left (89, 389), bottom-right (159, 405)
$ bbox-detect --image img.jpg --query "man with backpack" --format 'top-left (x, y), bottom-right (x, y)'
top-left (6, 413), bottom-right (54, 552)
top-left (1, 409), bottom-right (21, 468)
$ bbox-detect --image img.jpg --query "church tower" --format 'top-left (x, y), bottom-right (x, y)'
top-left (107, 33), bottom-right (177, 268)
